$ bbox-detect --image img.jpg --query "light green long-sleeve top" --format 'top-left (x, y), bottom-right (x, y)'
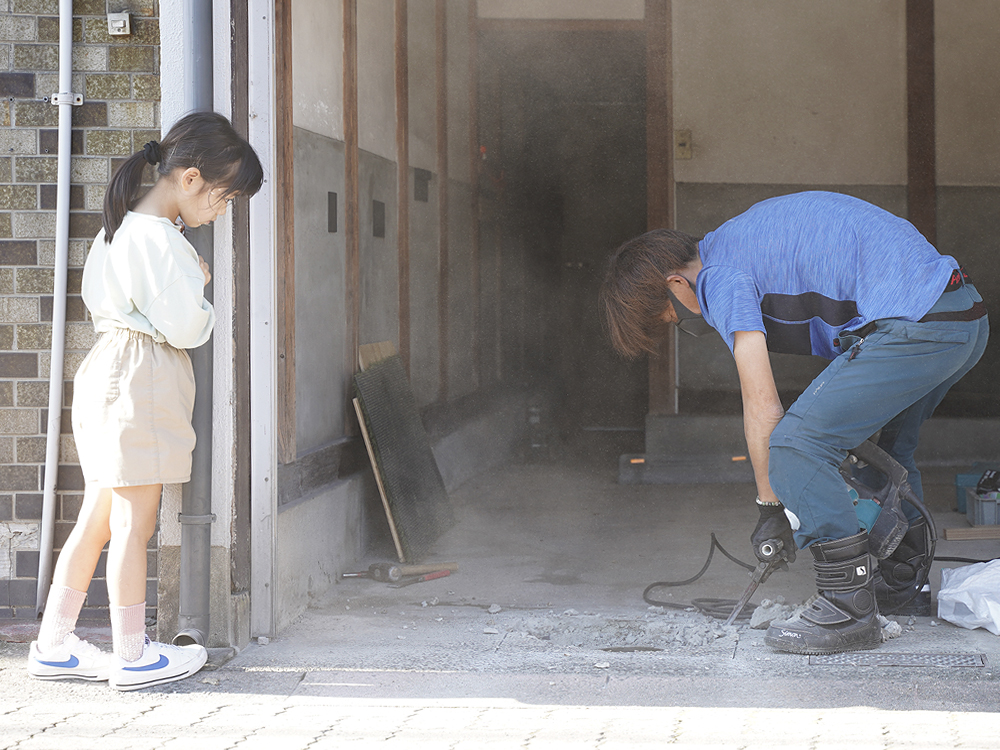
top-left (82, 211), bottom-right (215, 349)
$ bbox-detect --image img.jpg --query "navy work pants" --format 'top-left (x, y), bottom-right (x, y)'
top-left (768, 283), bottom-right (989, 548)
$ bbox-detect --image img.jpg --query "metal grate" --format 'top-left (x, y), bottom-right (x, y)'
top-left (809, 652), bottom-right (987, 667)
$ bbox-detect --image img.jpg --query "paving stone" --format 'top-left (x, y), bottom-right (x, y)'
top-left (35, 16), bottom-right (81, 44)
top-left (0, 352), bottom-right (38, 378)
top-left (12, 211), bottom-right (55, 239)
top-left (71, 45), bottom-right (107, 72)
top-left (108, 45), bottom-right (154, 73)
top-left (0, 186), bottom-right (39, 212)
top-left (71, 101), bottom-right (107, 128)
top-left (108, 101), bottom-right (156, 128)
top-left (86, 129), bottom-right (131, 156)
top-left (0, 72), bottom-right (35, 98)
top-left (0, 240), bottom-right (38, 265)
top-left (70, 156), bottom-right (108, 183)
top-left (0, 16), bottom-right (37, 43)
top-left (133, 75), bottom-right (160, 101)
top-left (13, 101), bottom-right (59, 128)
top-left (13, 44), bottom-right (58, 71)
top-left (39, 128), bottom-right (84, 155)
top-left (85, 73), bottom-right (130, 100)
top-left (14, 155), bottom-right (58, 182)
top-left (12, 0), bottom-right (58, 12)
top-left (0, 268), bottom-right (15, 294)
top-left (33, 71), bottom-right (84, 99)
top-left (0, 129), bottom-right (37, 155)
top-left (16, 267), bottom-right (54, 294)
top-left (39, 184), bottom-right (85, 211)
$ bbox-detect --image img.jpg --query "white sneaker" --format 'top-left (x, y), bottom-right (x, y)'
top-left (109, 636), bottom-right (208, 691)
top-left (28, 633), bottom-right (111, 681)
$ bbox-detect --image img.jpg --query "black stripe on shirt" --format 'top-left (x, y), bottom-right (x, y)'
top-left (759, 292), bottom-right (859, 355)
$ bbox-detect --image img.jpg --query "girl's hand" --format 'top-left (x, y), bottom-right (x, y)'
top-left (199, 255), bottom-right (211, 286)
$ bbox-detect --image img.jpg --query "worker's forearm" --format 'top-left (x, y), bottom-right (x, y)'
top-left (744, 409), bottom-right (784, 504)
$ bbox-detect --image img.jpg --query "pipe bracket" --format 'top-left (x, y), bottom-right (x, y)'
top-left (177, 513), bottom-right (217, 525)
top-left (50, 92), bottom-right (83, 106)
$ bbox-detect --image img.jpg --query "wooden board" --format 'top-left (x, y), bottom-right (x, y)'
top-left (353, 354), bottom-right (454, 562)
top-left (943, 526), bottom-right (1000, 541)
top-left (353, 397), bottom-right (405, 562)
top-left (359, 341), bottom-right (397, 372)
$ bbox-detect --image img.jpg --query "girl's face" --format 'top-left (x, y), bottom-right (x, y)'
top-left (175, 168), bottom-right (235, 228)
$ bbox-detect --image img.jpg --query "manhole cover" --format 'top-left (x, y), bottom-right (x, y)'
top-left (809, 652), bottom-right (987, 667)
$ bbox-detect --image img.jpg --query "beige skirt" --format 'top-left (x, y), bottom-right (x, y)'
top-left (72, 328), bottom-right (196, 487)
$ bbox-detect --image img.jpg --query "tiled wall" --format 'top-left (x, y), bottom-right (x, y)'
top-left (0, 0), bottom-right (159, 619)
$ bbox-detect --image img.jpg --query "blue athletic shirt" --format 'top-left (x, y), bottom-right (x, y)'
top-left (695, 191), bottom-right (958, 359)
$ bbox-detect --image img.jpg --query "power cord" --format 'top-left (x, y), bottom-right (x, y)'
top-left (642, 533), bottom-right (999, 621)
top-left (642, 533), bottom-right (760, 621)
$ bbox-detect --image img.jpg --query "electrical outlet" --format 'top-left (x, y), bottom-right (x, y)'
top-left (107, 13), bottom-right (131, 36)
top-left (675, 129), bottom-right (692, 160)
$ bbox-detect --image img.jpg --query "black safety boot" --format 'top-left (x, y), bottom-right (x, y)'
top-left (874, 519), bottom-right (932, 616)
top-left (764, 531), bottom-right (882, 655)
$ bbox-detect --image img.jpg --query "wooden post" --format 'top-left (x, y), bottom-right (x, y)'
top-left (344, 0), bottom-right (361, 431)
top-left (275, 0), bottom-right (296, 463)
top-left (396, 0), bottom-right (411, 373)
top-left (436, 0), bottom-right (450, 402)
top-left (645, 0), bottom-right (677, 416)
top-left (906, 0), bottom-right (936, 245)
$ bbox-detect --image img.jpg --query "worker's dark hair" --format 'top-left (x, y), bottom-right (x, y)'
top-left (102, 111), bottom-right (264, 241)
top-left (600, 228), bottom-right (700, 359)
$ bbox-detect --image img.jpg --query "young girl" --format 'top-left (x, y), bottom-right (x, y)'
top-left (27, 111), bottom-right (263, 690)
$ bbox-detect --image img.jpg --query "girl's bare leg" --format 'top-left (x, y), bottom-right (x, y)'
top-left (51, 484), bottom-right (113, 592)
top-left (106, 484), bottom-right (162, 607)
top-left (35, 484), bottom-right (113, 654)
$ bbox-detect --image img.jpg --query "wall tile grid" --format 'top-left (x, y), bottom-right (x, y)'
top-left (0, 0), bottom-right (159, 619)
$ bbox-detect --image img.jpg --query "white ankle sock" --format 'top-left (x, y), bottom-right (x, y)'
top-left (37, 585), bottom-right (87, 653)
top-left (111, 602), bottom-right (147, 662)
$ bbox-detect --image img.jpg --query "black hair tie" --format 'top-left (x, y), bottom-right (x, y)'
top-left (142, 140), bottom-right (161, 166)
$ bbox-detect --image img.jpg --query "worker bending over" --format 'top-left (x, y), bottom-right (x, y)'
top-left (601, 191), bottom-right (989, 654)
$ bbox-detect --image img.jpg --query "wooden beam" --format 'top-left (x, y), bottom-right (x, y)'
top-left (943, 525), bottom-right (1000, 541)
top-left (477, 18), bottom-right (643, 33)
top-left (274, 0), bottom-right (296, 463)
top-left (906, 0), bottom-right (936, 245)
top-left (436, 0), bottom-right (449, 402)
top-left (468, 0), bottom-right (481, 388)
top-left (230, 0), bottom-right (251, 596)
top-left (396, 0), bottom-right (411, 374)
top-left (344, 0), bottom-right (361, 431)
top-left (645, 0), bottom-right (677, 416)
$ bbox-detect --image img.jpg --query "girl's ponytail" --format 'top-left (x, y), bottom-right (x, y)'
top-left (102, 146), bottom-right (157, 242)
top-left (101, 112), bottom-right (263, 243)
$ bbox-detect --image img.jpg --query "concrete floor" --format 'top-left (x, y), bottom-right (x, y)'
top-left (2, 460), bottom-right (1000, 747)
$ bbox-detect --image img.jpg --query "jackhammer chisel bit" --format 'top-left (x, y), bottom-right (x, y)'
top-left (723, 538), bottom-right (786, 627)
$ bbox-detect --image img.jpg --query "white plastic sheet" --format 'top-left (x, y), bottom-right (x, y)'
top-left (938, 561), bottom-right (1000, 635)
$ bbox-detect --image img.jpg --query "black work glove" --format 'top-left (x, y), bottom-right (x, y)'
top-left (752, 501), bottom-right (796, 563)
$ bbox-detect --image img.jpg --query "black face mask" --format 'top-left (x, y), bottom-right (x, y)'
top-left (664, 282), bottom-right (714, 337)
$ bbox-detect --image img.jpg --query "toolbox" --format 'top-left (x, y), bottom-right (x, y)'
top-left (966, 488), bottom-right (999, 526)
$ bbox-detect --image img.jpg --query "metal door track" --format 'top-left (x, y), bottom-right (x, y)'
top-left (809, 652), bottom-right (987, 667)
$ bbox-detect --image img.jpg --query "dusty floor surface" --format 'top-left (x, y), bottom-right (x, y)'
top-left (2, 461), bottom-right (1000, 748)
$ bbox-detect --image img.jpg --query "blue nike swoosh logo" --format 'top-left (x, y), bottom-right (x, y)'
top-left (38, 655), bottom-right (80, 668)
top-left (123, 654), bottom-right (169, 671)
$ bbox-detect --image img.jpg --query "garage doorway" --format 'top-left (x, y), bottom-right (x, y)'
top-left (478, 27), bottom-right (650, 461)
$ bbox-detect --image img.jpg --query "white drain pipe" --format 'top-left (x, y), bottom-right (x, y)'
top-left (36, 0), bottom-right (77, 614)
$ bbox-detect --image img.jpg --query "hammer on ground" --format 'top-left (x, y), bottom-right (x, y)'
top-left (342, 561), bottom-right (458, 583)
